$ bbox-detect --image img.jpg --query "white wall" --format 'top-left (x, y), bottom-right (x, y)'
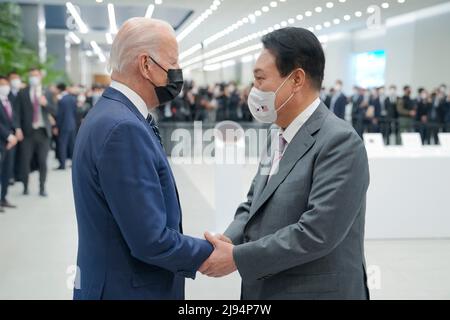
top-left (323, 2), bottom-right (450, 93)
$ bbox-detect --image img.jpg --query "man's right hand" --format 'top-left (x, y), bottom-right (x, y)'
top-left (6, 134), bottom-right (18, 150)
top-left (15, 129), bottom-right (24, 142)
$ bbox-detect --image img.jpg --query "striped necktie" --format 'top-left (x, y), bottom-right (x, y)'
top-left (146, 114), bottom-right (163, 148)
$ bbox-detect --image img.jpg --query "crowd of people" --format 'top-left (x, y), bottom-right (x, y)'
top-left (0, 68), bottom-right (104, 212)
top-left (322, 80), bottom-right (450, 145)
top-left (156, 79), bottom-right (450, 145)
top-left (0, 67), bottom-right (448, 212)
top-left (153, 80), bottom-right (255, 123)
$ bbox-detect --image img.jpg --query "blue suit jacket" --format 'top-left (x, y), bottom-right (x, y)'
top-left (56, 94), bottom-right (77, 133)
top-left (72, 87), bottom-right (213, 300)
top-left (331, 93), bottom-right (348, 120)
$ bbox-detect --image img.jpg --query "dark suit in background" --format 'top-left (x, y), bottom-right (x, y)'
top-left (384, 96), bottom-right (400, 145)
top-left (0, 95), bottom-right (17, 202)
top-left (415, 99), bottom-right (431, 144)
top-left (351, 94), bottom-right (365, 138)
top-left (56, 94), bottom-right (77, 169)
top-left (329, 92), bottom-right (348, 120)
top-left (15, 86), bottom-right (53, 194)
top-left (9, 91), bottom-right (20, 182)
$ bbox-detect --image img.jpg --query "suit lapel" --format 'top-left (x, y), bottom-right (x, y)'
top-left (249, 103), bottom-right (329, 217)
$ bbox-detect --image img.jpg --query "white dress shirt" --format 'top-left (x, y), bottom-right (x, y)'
top-left (110, 80), bottom-right (149, 119)
top-left (268, 97), bottom-right (321, 178)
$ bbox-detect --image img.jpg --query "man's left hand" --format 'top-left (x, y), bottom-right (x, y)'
top-left (199, 232), bottom-right (237, 278)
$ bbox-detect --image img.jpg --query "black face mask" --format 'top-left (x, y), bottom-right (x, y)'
top-left (147, 56), bottom-right (183, 105)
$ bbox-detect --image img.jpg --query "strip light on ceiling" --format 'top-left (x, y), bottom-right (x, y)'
top-left (181, 0), bottom-right (343, 67)
top-left (91, 41), bottom-right (106, 62)
top-left (66, 2), bottom-right (89, 33)
top-left (193, 0), bottom-right (398, 72)
top-left (145, 4), bottom-right (155, 18)
top-left (107, 3), bottom-right (118, 34)
top-left (177, 0), bottom-right (223, 42)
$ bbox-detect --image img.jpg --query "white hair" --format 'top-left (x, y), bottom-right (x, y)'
top-left (109, 17), bottom-right (175, 74)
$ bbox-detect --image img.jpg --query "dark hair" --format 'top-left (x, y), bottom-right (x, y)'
top-left (261, 27), bottom-right (325, 90)
top-left (29, 67), bottom-right (41, 73)
top-left (403, 85), bottom-right (411, 91)
top-left (57, 83), bottom-right (67, 92)
top-left (0, 75), bottom-right (8, 81)
top-left (8, 71), bottom-right (19, 77)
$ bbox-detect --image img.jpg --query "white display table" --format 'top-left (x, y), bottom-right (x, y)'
top-left (170, 136), bottom-right (450, 239)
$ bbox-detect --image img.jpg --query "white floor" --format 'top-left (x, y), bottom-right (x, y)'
top-left (0, 156), bottom-right (449, 300)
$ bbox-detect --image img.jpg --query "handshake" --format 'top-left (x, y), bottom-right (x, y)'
top-left (199, 232), bottom-right (237, 278)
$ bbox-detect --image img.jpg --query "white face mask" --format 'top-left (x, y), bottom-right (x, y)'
top-left (10, 79), bottom-right (22, 90)
top-left (0, 85), bottom-right (11, 97)
top-left (29, 76), bottom-right (41, 87)
top-left (248, 71), bottom-right (295, 123)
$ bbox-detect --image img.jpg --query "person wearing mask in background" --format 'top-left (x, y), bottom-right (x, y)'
top-left (384, 85), bottom-right (401, 145)
top-left (75, 85), bottom-right (88, 130)
top-left (329, 80), bottom-right (348, 120)
top-left (54, 83), bottom-right (77, 170)
top-left (200, 27), bottom-right (370, 300)
top-left (8, 72), bottom-right (22, 105)
top-left (227, 82), bottom-right (241, 121)
top-left (397, 85), bottom-right (417, 134)
top-left (215, 84), bottom-right (230, 122)
top-left (376, 87), bottom-right (387, 137)
top-left (324, 87), bottom-right (334, 108)
top-left (431, 85), bottom-right (448, 141)
top-left (366, 88), bottom-right (381, 133)
top-left (0, 76), bottom-right (19, 211)
top-left (351, 87), bottom-right (367, 138)
top-left (415, 88), bottom-right (431, 145)
top-left (14, 68), bottom-right (53, 197)
top-left (7, 72), bottom-right (23, 186)
top-left (320, 87), bottom-right (327, 102)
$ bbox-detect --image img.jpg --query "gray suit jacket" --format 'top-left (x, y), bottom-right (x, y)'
top-left (224, 102), bottom-right (370, 300)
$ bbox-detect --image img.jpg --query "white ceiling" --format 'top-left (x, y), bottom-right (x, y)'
top-left (12, 0), bottom-right (450, 64)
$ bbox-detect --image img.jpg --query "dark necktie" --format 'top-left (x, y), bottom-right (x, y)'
top-left (146, 114), bottom-right (163, 148)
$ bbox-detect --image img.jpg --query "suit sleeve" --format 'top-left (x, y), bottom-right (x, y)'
top-left (97, 120), bottom-right (213, 279)
top-left (0, 119), bottom-right (11, 142)
top-left (232, 130), bottom-right (370, 282)
top-left (56, 100), bottom-right (64, 128)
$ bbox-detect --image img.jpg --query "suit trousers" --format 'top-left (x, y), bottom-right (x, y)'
top-left (57, 129), bottom-right (76, 168)
top-left (21, 128), bottom-right (50, 190)
top-left (1, 146), bottom-right (15, 201)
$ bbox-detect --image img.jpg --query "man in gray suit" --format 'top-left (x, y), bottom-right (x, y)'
top-left (199, 27), bottom-right (370, 300)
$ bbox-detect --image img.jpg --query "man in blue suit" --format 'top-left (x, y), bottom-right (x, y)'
top-left (72, 18), bottom-right (213, 300)
top-left (329, 80), bottom-right (348, 120)
top-left (55, 83), bottom-right (77, 170)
